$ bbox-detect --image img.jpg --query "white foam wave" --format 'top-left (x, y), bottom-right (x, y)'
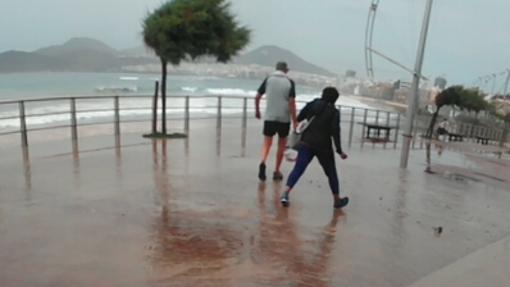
top-left (206, 88), bottom-right (256, 97)
top-left (120, 76), bottom-right (139, 81)
top-left (181, 86), bottom-right (198, 93)
top-left (95, 86), bottom-right (138, 93)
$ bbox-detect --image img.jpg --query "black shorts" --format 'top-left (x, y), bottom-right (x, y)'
top-left (263, 121), bottom-right (290, 138)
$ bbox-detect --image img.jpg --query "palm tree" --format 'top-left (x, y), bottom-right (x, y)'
top-left (425, 86), bottom-right (462, 172)
top-left (425, 86), bottom-right (493, 172)
top-left (425, 86), bottom-right (462, 138)
top-left (143, 0), bottom-right (250, 135)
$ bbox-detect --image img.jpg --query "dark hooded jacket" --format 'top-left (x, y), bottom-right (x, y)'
top-left (298, 98), bottom-right (342, 153)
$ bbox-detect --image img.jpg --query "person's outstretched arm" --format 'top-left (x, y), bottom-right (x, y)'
top-left (289, 98), bottom-right (298, 130)
top-left (288, 80), bottom-right (298, 129)
top-left (331, 109), bottom-right (347, 159)
top-left (297, 101), bottom-right (312, 122)
top-left (255, 78), bottom-right (267, 119)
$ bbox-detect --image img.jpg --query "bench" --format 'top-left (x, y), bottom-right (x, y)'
top-left (448, 133), bottom-right (464, 142)
top-left (359, 123), bottom-right (396, 143)
top-left (476, 136), bottom-right (490, 145)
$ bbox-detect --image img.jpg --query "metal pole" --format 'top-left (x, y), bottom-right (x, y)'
top-left (217, 96), bottom-right (222, 131)
top-left (19, 101), bottom-right (28, 147)
top-left (216, 96), bottom-right (223, 156)
top-left (491, 74), bottom-right (497, 95)
top-left (373, 110), bottom-right (380, 148)
top-left (503, 69), bottom-right (510, 95)
top-left (394, 113), bottom-right (401, 149)
top-left (70, 98), bottom-right (78, 142)
top-left (361, 109), bottom-right (368, 148)
top-left (384, 111), bottom-right (390, 149)
top-left (348, 107), bottom-right (355, 147)
top-left (400, 0), bottom-right (434, 169)
top-left (114, 96), bottom-right (120, 142)
top-left (241, 97), bottom-right (248, 150)
top-left (184, 96), bottom-right (190, 133)
top-left (365, 0), bottom-right (379, 79)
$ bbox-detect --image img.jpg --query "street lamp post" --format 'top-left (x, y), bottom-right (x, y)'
top-left (400, 0), bottom-right (434, 169)
top-left (503, 70), bottom-right (510, 96)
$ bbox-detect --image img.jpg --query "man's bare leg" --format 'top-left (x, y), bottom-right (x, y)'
top-left (261, 136), bottom-right (273, 164)
top-left (259, 136), bottom-right (273, 181)
top-left (273, 137), bottom-right (287, 180)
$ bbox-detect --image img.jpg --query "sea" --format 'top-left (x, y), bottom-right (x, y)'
top-left (0, 72), bottom-right (372, 133)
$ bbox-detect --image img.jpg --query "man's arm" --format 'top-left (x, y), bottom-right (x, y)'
top-left (289, 98), bottom-right (298, 130)
top-left (255, 93), bottom-right (263, 119)
top-left (288, 79), bottom-right (298, 129)
top-left (255, 78), bottom-right (268, 119)
top-left (331, 109), bottom-right (346, 158)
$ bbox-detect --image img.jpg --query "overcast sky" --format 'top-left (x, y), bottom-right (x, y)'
top-left (1, 0), bottom-right (509, 88)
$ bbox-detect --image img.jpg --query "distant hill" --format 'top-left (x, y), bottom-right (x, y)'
top-left (0, 51), bottom-right (67, 72)
top-left (235, 45), bottom-right (335, 77)
top-left (35, 37), bottom-right (117, 57)
top-left (121, 44), bottom-right (335, 76)
top-left (0, 38), bottom-right (334, 76)
top-left (0, 38), bottom-right (155, 73)
top-left (120, 46), bottom-right (157, 58)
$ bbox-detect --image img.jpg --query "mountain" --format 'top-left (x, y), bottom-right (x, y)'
top-left (0, 38), bottom-right (154, 73)
top-left (35, 37), bottom-right (117, 57)
top-left (34, 37), bottom-right (147, 72)
top-left (235, 45), bottom-right (335, 77)
top-left (0, 51), bottom-right (67, 73)
top-left (120, 46), bottom-right (156, 58)
top-left (0, 38), bottom-right (334, 76)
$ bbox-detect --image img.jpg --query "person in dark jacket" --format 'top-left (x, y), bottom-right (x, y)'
top-left (281, 87), bottom-right (349, 209)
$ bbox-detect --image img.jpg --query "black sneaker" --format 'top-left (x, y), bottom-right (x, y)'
top-left (273, 171), bottom-right (284, 181)
top-left (258, 163), bottom-right (266, 181)
top-left (334, 197), bottom-right (349, 209)
top-left (280, 192), bottom-right (290, 207)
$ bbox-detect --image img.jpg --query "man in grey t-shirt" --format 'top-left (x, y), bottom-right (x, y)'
top-left (255, 62), bottom-right (298, 181)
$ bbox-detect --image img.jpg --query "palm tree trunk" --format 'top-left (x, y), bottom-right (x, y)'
top-left (425, 109), bottom-right (440, 172)
top-left (161, 59), bottom-right (167, 135)
top-left (426, 109), bottom-right (440, 138)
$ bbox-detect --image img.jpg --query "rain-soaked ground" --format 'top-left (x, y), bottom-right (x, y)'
top-left (1, 119), bottom-right (509, 287)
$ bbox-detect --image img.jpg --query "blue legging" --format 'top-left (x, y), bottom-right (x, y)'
top-left (286, 144), bottom-right (340, 195)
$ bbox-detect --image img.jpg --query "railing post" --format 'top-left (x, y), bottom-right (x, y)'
top-left (373, 110), bottom-right (380, 148)
top-left (18, 101), bottom-right (28, 147)
top-left (70, 98), bottom-right (78, 142)
top-left (348, 107), bottom-right (355, 147)
top-left (114, 96), bottom-right (120, 143)
top-left (384, 111), bottom-right (390, 149)
top-left (394, 113), bottom-right (401, 149)
top-left (361, 109), bottom-right (368, 148)
top-left (184, 96), bottom-right (190, 133)
top-left (241, 97), bottom-right (248, 150)
top-left (216, 96), bottom-right (223, 156)
top-left (217, 96), bottom-right (222, 131)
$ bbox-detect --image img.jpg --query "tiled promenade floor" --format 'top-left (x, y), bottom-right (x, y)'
top-left (1, 119), bottom-right (509, 287)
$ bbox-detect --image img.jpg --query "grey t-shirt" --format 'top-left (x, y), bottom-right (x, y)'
top-left (258, 71), bottom-right (296, 123)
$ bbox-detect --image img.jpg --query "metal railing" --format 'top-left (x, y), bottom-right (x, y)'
top-left (0, 95), bottom-right (506, 150)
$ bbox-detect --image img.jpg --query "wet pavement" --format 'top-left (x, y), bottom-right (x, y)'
top-left (1, 119), bottom-right (510, 287)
